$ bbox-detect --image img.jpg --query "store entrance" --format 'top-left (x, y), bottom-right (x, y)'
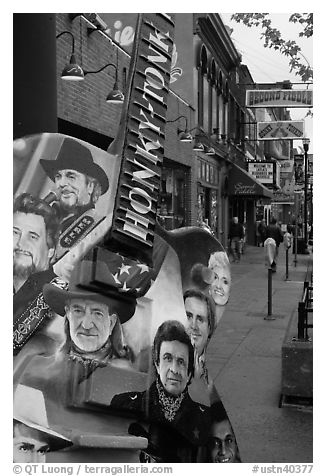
top-left (157, 164), bottom-right (188, 230)
top-left (197, 185), bottom-right (218, 235)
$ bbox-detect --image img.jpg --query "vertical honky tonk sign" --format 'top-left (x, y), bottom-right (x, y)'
top-left (104, 13), bottom-right (175, 266)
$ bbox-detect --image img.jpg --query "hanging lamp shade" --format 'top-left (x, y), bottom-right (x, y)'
top-left (206, 146), bottom-right (216, 156)
top-left (193, 138), bottom-right (205, 152)
top-left (178, 130), bottom-right (193, 142)
top-left (106, 81), bottom-right (125, 104)
top-left (61, 54), bottom-right (84, 81)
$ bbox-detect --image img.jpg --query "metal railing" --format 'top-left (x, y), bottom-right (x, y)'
top-left (297, 267), bottom-right (313, 340)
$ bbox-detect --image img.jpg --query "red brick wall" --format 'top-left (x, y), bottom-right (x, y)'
top-left (56, 14), bottom-right (197, 225)
top-left (56, 14), bottom-right (130, 139)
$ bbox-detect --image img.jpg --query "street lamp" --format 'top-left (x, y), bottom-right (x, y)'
top-left (302, 137), bottom-right (310, 251)
top-left (166, 115), bottom-right (193, 142)
top-left (84, 63), bottom-right (124, 104)
top-left (56, 31), bottom-right (84, 81)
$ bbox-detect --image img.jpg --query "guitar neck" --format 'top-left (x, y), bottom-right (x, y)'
top-left (104, 13), bottom-right (175, 267)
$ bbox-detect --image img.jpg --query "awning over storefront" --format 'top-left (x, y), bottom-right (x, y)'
top-left (228, 163), bottom-right (273, 199)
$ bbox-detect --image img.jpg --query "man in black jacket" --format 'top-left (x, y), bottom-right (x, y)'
top-left (111, 320), bottom-right (211, 462)
top-left (228, 217), bottom-right (244, 263)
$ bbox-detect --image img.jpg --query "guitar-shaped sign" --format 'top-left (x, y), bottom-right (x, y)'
top-left (13, 13), bottom-right (241, 464)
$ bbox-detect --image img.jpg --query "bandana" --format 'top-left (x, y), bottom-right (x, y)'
top-left (156, 378), bottom-right (186, 422)
top-left (67, 339), bottom-right (113, 383)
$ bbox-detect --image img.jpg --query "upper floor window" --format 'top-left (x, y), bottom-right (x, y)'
top-left (197, 45), bottom-right (208, 127)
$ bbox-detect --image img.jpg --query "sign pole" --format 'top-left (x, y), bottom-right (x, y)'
top-left (285, 248), bottom-right (289, 280)
top-left (264, 268), bottom-right (276, 320)
top-left (294, 193), bottom-right (299, 267)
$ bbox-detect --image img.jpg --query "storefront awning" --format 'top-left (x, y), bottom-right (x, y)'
top-left (228, 163), bottom-right (273, 199)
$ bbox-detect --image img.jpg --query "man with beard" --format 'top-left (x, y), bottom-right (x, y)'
top-left (13, 193), bottom-right (67, 355)
top-left (13, 193), bottom-right (57, 294)
top-left (39, 137), bottom-right (109, 258)
top-left (111, 320), bottom-right (211, 462)
top-left (14, 255), bottom-right (152, 459)
top-left (40, 256), bottom-right (136, 367)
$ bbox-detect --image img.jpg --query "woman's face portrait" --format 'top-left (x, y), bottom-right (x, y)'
top-left (209, 261), bottom-right (231, 306)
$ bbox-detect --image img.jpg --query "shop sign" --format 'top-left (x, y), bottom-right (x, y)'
top-left (294, 154), bottom-right (304, 185)
top-left (280, 159), bottom-right (294, 174)
top-left (234, 183), bottom-right (256, 195)
top-left (107, 14), bottom-right (175, 263)
top-left (246, 89), bottom-right (313, 108)
top-left (248, 163), bottom-right (274, 184)
top-left (257, 121), bottom-right (304, 140)
top-left (99, 13), bottom-right (137, 53)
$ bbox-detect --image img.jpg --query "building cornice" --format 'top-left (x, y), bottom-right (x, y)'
top-left (195, 13), bottom-right (242, 71)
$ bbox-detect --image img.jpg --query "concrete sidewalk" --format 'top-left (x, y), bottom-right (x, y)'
top-left (206, 243), bottom-right (313, 463)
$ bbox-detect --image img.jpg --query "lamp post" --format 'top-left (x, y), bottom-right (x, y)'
top-left (302, 138), bottom-right (310, 251)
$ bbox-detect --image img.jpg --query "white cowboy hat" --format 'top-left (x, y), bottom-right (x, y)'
top-left (13, 384), bottom-right (72, 451)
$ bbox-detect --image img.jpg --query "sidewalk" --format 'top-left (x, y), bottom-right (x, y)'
top-left (206, 244), bottom-right (313, 463)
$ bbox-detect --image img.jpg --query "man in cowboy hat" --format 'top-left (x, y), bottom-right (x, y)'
top-left (13, 384), bottom-right (72, 463)
top-left (41, 250), bottom-right (147, 363)
top-left (13, 252), bottom-right (153, 457)
top-left (39, 137), bottom-right (109, 254)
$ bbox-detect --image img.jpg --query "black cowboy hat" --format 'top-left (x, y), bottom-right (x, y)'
top-left (40, 137), bottom-right (109, 194)
top-left (43, 249), bottom-right (154, 323)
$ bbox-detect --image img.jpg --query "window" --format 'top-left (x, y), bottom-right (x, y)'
top-left (158, 165), bottom-right (188, 230)
top-left (212, 87), bottom-right (217, 134)
top-left (223, 81), bottom-right (229, 138)
top-left (203, 78), bottom-right (209, 131)
top-left (197, 45), bottom-right (208, 127)
top-left (217, 71), bottom-right (224, 136)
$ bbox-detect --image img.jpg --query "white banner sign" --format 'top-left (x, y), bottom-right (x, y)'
top-left (257, 121), bottom-right (304, 140)
top-left (248, 163), bottom-right (274, 184)
top-left (246, 89), bottom-right (313, 108)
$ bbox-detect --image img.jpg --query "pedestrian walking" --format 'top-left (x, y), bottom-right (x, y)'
top-left (257, 220), bottom-right (267, 247)
top-left (228, 217), bottom-right (244, 263)
top-left (239, 222), bottom-right (246, 255)
top-left (283, 225), bottom-right (293, 250)
top-left (265, 217), bottom-right (283, 271)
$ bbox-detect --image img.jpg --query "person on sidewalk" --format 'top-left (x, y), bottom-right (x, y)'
top-left (283, 225), bottom-right (293, 251)
top-left (265, 218), bottom-right (283, 271)
top-left (228, 217), bottom-right (244, 263)
top-left (258, 220), bottom-right (267, 247)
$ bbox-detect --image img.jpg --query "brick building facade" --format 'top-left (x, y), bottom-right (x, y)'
top-left (14, 13), bottom-right (273, 248)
